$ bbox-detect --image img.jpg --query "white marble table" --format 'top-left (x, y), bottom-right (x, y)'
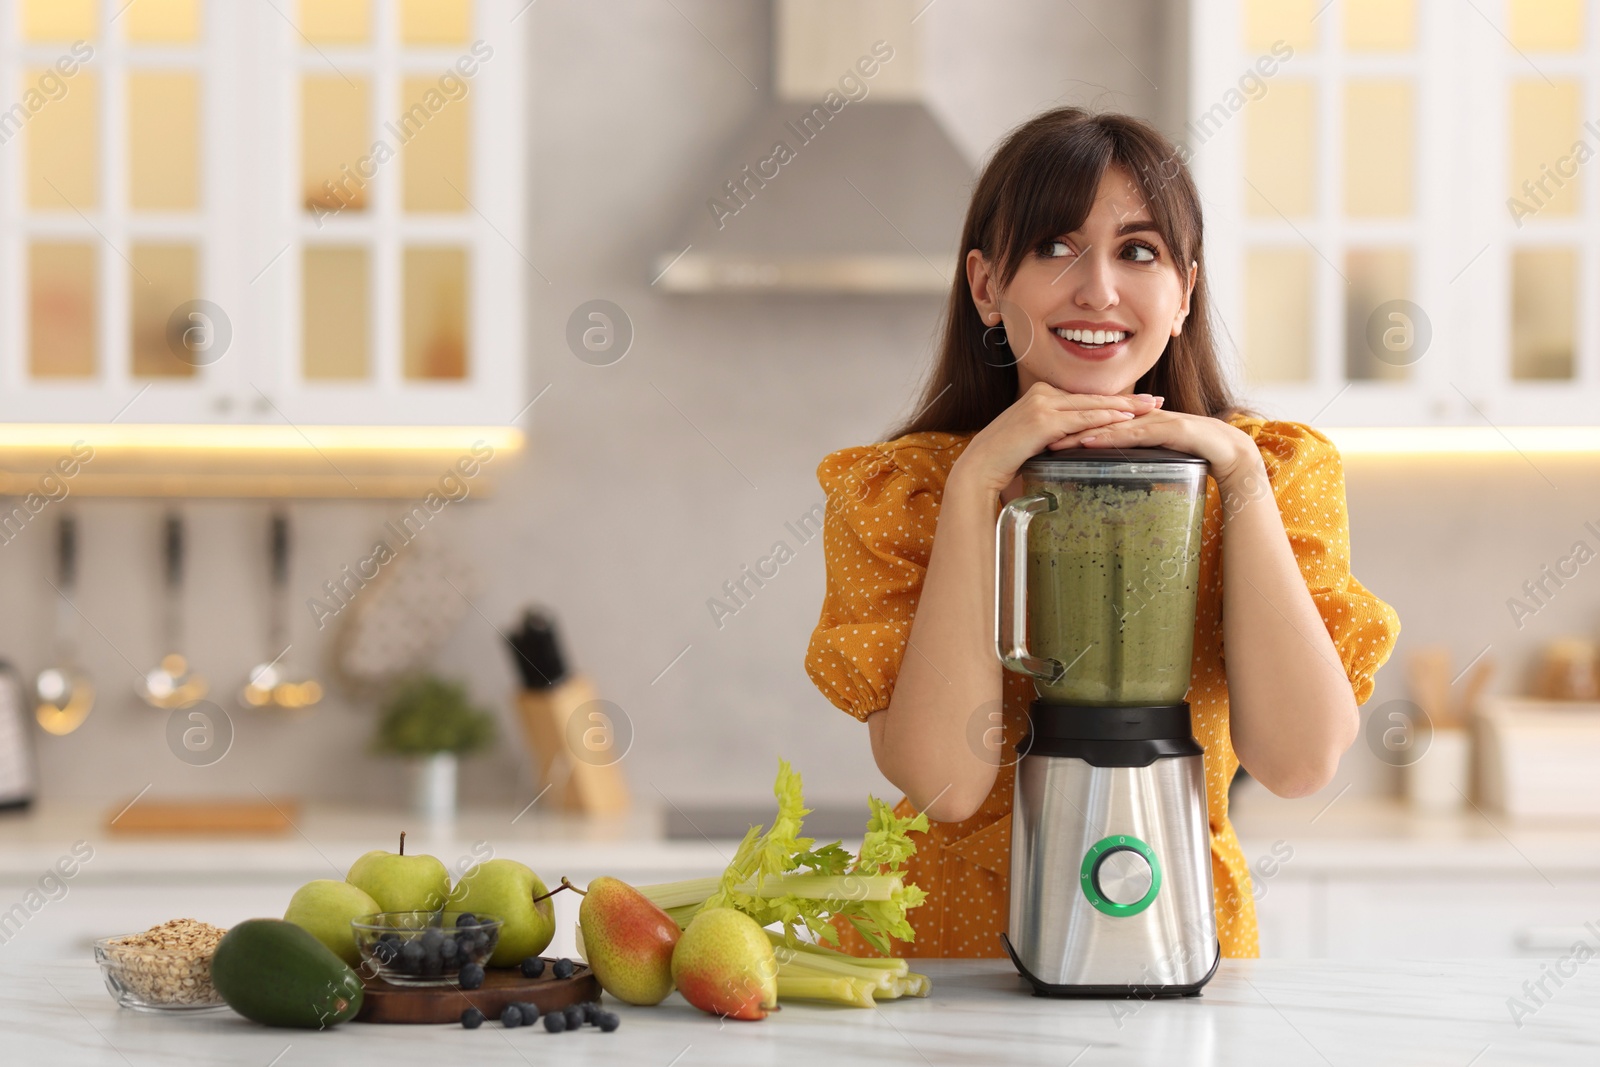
top-left (8, 956), bottom-right (1596, 1066)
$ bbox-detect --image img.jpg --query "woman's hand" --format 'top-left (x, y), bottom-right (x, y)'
top-left (949, 381), bottom-right (1163, 495)
top-left (1053, 401), bottom-right (1259, 487)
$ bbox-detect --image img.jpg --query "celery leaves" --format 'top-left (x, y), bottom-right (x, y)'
top-left (697, 758), bottom-right (930, 954)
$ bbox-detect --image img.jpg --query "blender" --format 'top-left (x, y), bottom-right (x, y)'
top-left (995, 447), bottom-right (1221, 996)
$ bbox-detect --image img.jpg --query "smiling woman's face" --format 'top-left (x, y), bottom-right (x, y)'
top-left (968, 164), bottom-right (1196, 398)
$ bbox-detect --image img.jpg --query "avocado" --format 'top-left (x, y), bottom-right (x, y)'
top-left (211, 919), bottom-right (365, 1028)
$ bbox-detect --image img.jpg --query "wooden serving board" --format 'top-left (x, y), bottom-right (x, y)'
top-left (355, 960), bottom-right (601, 1024)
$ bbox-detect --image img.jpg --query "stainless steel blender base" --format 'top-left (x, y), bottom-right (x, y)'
top-left (1000, 930), bottom-right (1219, 998)
top-left (1004, 705), bottom-right (1221, 997)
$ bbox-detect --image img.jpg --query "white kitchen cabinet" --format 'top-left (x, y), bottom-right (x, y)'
top-left (1257, 873), bottom-right (1600, 959)
top-left (1251, 876), bottom-right (1321, 958)
top-left (1240, 787), bottom-right (1600, 959)
top-left (1190, 0), bottom-right (1600, 427)
top-left (0, 0), bottom-right (525, 429)
top-left (1316, 875), bottom-right (1600, 959)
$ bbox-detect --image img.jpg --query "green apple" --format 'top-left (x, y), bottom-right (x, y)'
top-left (447, 859), bottom-right (555, 966)
top-left (283, 879), bottom-right (380, 966)
top-left (346, 833), bottom-right (451, 914)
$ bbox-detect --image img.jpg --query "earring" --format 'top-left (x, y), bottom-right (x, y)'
top-left (983, 311), bottom-right (1007, 348)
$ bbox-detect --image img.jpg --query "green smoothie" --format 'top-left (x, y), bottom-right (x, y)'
top-left (1025, 478), bottom-right (1204, 705)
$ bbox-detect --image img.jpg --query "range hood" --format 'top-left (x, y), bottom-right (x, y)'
top-left (652, 0), bottom-right (972, 295)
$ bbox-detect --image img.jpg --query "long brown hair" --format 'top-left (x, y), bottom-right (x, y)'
top-left (889, 107), bottom-right (1251, 439)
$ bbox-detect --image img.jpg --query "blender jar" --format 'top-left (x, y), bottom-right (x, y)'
top-left (996, 448), bottom-right (1209, 706)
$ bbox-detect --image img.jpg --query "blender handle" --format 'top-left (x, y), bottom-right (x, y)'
top-left (996, 491), bottom-right (1064, 683)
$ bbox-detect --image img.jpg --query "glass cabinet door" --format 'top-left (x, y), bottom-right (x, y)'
top-left (1191, 0), bottom-right (1600, 427)
top-left (0, 0), bottom-right (525, 428)
top-left (251, 0), bottom-right (523, 427)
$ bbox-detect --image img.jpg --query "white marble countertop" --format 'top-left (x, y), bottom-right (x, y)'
top-left (1229, 781), bottom-right (1600, 875)
top-left (8, 788), bottom-right (1600, 881)
top-left (0, 802), bottom-right (732, 881)
top-left (8, 791), bottom-right (1600, 966)
top-left (8, 956), bottom-right (1596, 1066)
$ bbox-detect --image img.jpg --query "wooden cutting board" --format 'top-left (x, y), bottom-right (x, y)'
top-left (355, 960), bottom-right (601, 1024)
top-left (105, 798), bottom-right (298, 835)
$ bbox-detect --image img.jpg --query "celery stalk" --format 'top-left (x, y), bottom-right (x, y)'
top-left (776, 975), bottom-right (876, 1008)
top-left (776, 955), bottom-right (895, 992)
top-left (765, 930), bottom-right (908, 976)
top-left (637, 877), bottom-right (721, 911)
top-left (767, 930), bottom-right (909, 970)
top-left (638, 872), bottom-right (904, 909)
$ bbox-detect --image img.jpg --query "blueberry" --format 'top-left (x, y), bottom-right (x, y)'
top-left (543, 1011), bottom-right (566, 1033)
top-left (514, 1000), bottom-right (538, 1024)
top-left (461, 1006), bottom-right (484, 1028)
top-left (552, 957), bottom-right (574, 980)
top-left (380, 931), bottom-right (401, 944)
top-left (520, 957), bottom-right (545, 979)
top-left (597, 1011), bottom-right (620, 1033)
top-left (501, 1004), bottom-right (523, 1028)
top-left (581, 1001), bottom-right (599, 1023)
top-left (399, 941), bottom-right (424, 968)
top-left (563, 1006), bottom-right (584, 1030)
top-left (371, 940), bottom-right (398, 965)
top-left (420, 928), bottom-right (444, 952)
top-left (458, 962), bottom-right (484, 990)
top-left (421, 955), bottom-right (443, 978)
top-left (440, 937), bottom-right (460, 961)
top-left (455, 913), bottom-right (479, 928)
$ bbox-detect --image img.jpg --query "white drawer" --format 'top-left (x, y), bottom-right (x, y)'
top-left (1320, 875), bottom-right (1600, 958)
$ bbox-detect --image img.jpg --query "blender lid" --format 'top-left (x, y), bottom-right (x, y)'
top-left (1023, 446), bottom-right (1206, 466)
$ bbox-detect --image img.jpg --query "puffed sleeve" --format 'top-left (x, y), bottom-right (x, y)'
top-left (1233, 418), bottom-right (1400, 705)
top-left (804, 434), bottom-right (967, 722)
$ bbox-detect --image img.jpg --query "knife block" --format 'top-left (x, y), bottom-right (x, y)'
top-left (514, 678), bottom-right (630, 817)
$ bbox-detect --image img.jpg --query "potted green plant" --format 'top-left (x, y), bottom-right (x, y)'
top-left (373, 674), bottom-right (496, 824)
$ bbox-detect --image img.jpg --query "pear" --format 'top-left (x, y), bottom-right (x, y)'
top-left (670, 908), bottom-right (777, 1020)
top-left (346, 832), bottom-right (451, 914)
top-left (447, 859), bottom-right (556, 966)
top-left (575, 877), bottom-right (679, 1006)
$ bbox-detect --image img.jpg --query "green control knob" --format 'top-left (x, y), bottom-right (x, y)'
top-left (1080, 835), bottom-right (1162, 917)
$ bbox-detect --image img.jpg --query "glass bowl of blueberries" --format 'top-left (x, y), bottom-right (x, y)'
top-left (352, 911), bottom-right (502, 986)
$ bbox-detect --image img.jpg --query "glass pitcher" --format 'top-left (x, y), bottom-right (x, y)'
top-left (996, 448), bottom-right (1209, 706)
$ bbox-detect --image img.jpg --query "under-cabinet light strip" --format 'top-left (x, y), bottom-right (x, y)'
top-left (1323, 426), bottom-right (1600, 456)
top-left (0, 425), bottom-right (524, 453)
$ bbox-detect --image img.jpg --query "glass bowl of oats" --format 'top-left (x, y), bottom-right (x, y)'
top-left (94, 919), bottom-right (230, 1012)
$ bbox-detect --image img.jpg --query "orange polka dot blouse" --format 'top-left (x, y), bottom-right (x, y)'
top-left (804, 415), bottom-right (1400, 960)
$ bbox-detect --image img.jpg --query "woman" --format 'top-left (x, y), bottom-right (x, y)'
top-left (805, 107), bottom-right (1400, 959)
